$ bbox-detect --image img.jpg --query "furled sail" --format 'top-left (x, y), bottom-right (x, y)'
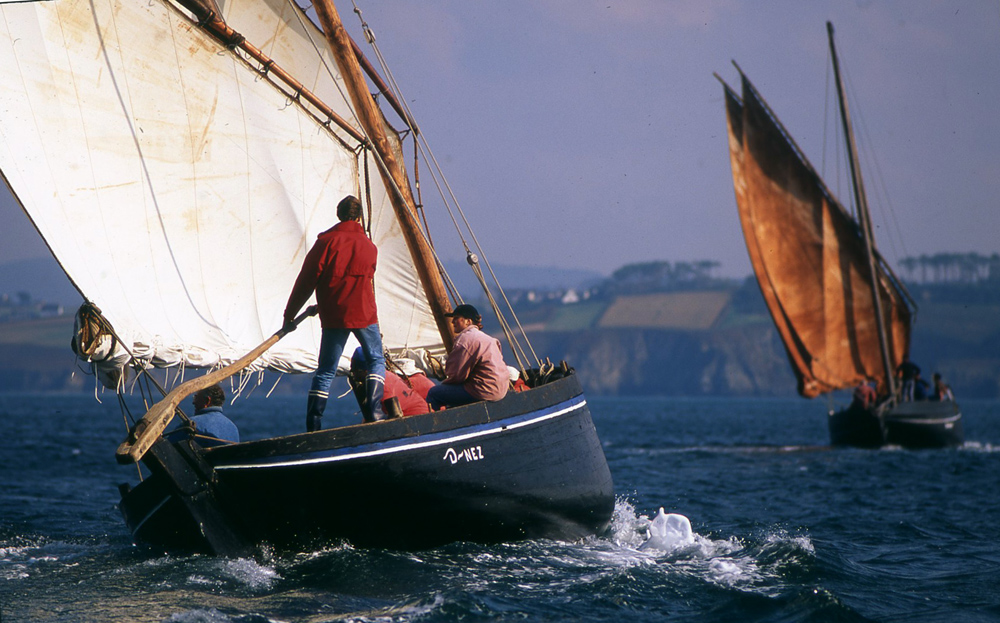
top-left (0, 0), bottom-right (443, 375)
top-left (722, 74), bottom-right (912, 398)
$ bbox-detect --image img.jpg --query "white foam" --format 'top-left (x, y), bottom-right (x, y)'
top-left (164, 608), bottom-right (238, 622)
top-left (638, 508), bottom-right (694, 553)
top-left (0, 539), bottom-right (91, 581)
top-left (708, 558), bottom-right (746, 582)
top-left (601, 499), bottom-right (815, 594)
top-left (182, 557), bottom-right (281, 592)
top-left (962, 441), bottom-right (999, 453)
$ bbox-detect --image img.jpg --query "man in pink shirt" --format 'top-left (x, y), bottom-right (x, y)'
top-left (427, 304), bottom-right (509, 410)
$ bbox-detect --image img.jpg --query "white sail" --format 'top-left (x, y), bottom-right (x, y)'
top-left (0, 0), bottom-right (443, 375)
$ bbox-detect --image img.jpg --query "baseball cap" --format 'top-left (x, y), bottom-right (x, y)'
top-left (444, 304), bottom-right (481, 321)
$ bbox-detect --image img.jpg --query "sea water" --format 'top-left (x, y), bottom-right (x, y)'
top-left (1, 391), bottom-right (999, 622)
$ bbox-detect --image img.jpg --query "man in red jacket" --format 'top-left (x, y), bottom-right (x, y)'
top-left (284, 195), bottom-right (385, 431)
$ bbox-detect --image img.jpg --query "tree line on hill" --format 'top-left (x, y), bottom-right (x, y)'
top-left (588, 260), bottom-right (733, 298)
top-left (897, 252), bottom-right (1000, 285)
top-left (591, 255), bottom-right (1000, 300)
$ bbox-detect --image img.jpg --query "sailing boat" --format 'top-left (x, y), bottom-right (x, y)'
top-left (717, 23), bottom-right (962, 449)
top-left (0, 0), bottom-right (614, 553)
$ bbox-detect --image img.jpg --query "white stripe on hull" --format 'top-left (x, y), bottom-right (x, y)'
top-left (216, 399), bottom-right (588, 471)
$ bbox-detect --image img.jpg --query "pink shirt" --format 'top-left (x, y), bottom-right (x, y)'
top-left (443, 326), bottom-right (509, 401)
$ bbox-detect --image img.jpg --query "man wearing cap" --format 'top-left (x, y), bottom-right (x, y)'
top-left (426, 304), bottom-right (509, 410)
top-left (283, 195), bottom-right (386, 431)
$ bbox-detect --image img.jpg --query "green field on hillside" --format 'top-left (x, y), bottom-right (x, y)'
top-left (0, 316), bottom-right (74, 348)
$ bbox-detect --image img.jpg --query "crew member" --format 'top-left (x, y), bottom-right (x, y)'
top-left (167, 383), bottom-right (239, 445)
top-left (426, 304), bottom-right (508, 410)
top-left (932, 373), bottom-right (954, 401)
top-left (350, 349), bottom-right (435, 417)
top-left (852, 381), bottom-right (876, 410)
top-left (896, 354), bottom-right (920, 402)
top-left (283, 195), bottom-right (385, 431)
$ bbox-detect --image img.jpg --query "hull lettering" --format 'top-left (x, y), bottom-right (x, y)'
top-left (443, 445), bottom-right (485, 465)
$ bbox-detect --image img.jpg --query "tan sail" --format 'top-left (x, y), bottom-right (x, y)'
top-left (722, 74), bottom-right (911, 398)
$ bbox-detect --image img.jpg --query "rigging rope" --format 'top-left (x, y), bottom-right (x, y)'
top-left (824, 45), bottom-right (908, 265)
top-left (348, 1), bottom-right (541, 369)
top-left (73, 302), bottom-right (193, 425)
top-left (842, 64), bottom-right (908, 264)
top-left (283, 0), bottom-right (543, 372)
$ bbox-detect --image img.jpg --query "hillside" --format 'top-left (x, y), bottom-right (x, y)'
top-left (493, 278), bottom-right (1000, 399)
top-left (0, 317), bottom-right (86, 392)
top-left (2, 280), bottom-right (999, 399)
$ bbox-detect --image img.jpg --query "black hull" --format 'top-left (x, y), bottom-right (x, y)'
top-left (120, 374), bottom-right (614, 553)
top-left (828, 400), bottom-right (963, 449)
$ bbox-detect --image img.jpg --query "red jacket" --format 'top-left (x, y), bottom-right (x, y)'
top-left (284, 221), bottom-right (378, 329)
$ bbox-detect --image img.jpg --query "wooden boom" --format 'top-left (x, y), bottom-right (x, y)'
top-left (115, 306), bottom-right (317, 464)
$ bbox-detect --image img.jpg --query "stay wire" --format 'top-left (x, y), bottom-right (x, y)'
top-left (826, 46), bottom-right (907, 265)
top-left (842, 64), bottom-right (908, 263)
top-left (288, 0), bottom-right (468, 356)
top-left (351, 3), bottom-right (540, 367)
top-left (469, 256), bottom-right (532, 373)
top-left (287, 0), bottom-right (537, 366)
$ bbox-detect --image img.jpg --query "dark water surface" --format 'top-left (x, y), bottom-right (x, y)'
top-left (2, 391), bottom-right (999, 622)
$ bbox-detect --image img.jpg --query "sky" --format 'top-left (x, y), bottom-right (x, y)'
top-left (1, 0), bottom-right (998, 280)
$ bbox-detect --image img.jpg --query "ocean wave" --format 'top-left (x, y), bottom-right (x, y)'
top-left (601, 498), bottom-right (816, 595)
top-left (960, 441), bottom-right (1000, 453)
top-left (0, 535), bottom-right (96, 581)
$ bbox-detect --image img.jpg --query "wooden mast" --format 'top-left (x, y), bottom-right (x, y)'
top-left (827, 21), bottom-right (896, 396)
top-left (313, 0), bottom-right (455, 350)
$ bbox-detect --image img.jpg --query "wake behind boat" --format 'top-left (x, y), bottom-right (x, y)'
top-left (717, 23), bottom-right (963, 449)
top-left (0, 0), bottom-right (613, 553)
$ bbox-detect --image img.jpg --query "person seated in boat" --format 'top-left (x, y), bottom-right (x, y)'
top-left (426, 304), bottom-right (508, 410)
top-left (895, 354), bottom-right (920, 401)
top-left (167, 383), bottom-right (239, 445)
top-left (852, 381), bottom-right (877, 410)
top-left (350, 348), bottom-right (435, 417)
top-left (395, 357), bottom-right (437, 410)
top-left (932, 373), bottom-right (954, 402)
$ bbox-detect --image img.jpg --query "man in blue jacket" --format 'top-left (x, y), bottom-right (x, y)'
top-left (189, 383), bottom-right (240, 443)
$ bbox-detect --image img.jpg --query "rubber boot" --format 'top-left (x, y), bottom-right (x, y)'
top-left (306, 392), bottom-right (327, 432)
top-left (384, 397), bottom-right (403, 420)
top-left (348, 370), bottom-right (369, 419)
top-left (363, 375), bottom-right (386, 423)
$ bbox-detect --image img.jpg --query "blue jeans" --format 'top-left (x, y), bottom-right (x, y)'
top-left (427, 382), bottom-right (477, 410)
top-left (308, 324), bottom-right (385, 428)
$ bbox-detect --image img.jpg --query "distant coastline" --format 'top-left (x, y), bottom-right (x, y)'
top-left (4, 265), bottom-right (999, 398)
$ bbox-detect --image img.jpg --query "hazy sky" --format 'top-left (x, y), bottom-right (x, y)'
top-left (1, 0), bottom-right (997, 279)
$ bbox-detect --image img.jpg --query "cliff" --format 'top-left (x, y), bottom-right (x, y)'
top-left (2, 282), bottom-right (999, 398)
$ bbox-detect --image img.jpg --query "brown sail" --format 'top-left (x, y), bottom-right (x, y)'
top-left (721, 74), bottom-right (912, 398)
